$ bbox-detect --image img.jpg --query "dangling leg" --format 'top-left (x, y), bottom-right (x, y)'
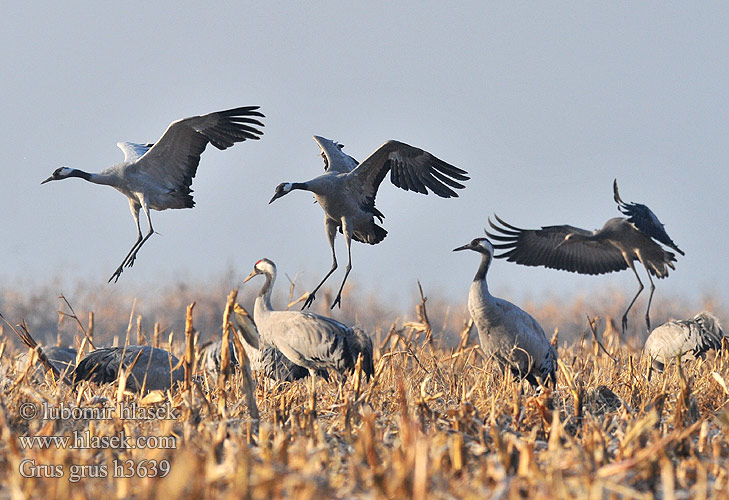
top-left (331, 218), bottom-right (353, 309)
top-left (621, 262), bottom-right (644, 334)
top-left (123, 201), bottom-right (154, 268)
top-left (109, 200), bottom-right (143, 283)
top-left (643, 264), bottom-right (656, 332)
top-left (302, 218), bottom-right (339, 309)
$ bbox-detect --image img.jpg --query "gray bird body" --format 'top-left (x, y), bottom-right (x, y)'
top-left (198, 337), bottom-right (317, 382)
top-left (42, 106), bottom-right (264, 282)
top-left (486, 180), bottom-right (684, 332)
top-left (198, 338), bottom-right (240, 374)
top-left (12, 327), bottom-right (182, 392)
top-left (270, 136), bottom-right (469, 309)
top-left (199, 304), bottom-right (327, 382)
top-left (644, 312), bottom-right (724, 371)
top-left (73, 345), bottom-right (184, 392)
top-left (455, 238), bottom-right (557, 386)
top-left (18, 346), bottom-right (78, 382)
top-left (244, 258), bottom-right (374, 379)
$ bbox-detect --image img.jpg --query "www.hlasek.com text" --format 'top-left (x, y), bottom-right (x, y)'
top-left (19, 430), bottom-right (177, 450)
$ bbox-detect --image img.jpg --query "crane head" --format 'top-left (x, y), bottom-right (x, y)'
top-left (269, 183), bottom-right (293, 204)
top-left (453, 237), bottom-right (494, 257)
top-left (41, 167), bottom-right (75, 184)
top-left (244, 258), bottom-right (277, 283)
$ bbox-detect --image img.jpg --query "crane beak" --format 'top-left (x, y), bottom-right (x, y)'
top-left (243, 270), bottom-right (258, 283)
top-left (452, 243), bottom-right (471, 252)
top-left (269, 191), bottom-right (285, 204)
top-left (41, 176), bottom-right (54, 185)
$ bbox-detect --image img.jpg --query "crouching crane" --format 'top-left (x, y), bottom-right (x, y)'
top-left (644, 311), bottom-right (724, 371)
top-left (14, 326), bottom-right (183, 393)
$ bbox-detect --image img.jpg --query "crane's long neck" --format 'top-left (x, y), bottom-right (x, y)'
top-left (474, 251), bottom-right (492, 285)
top-left (256, 269), bottom-right (277, 312)
top-left (69, 169), bottom-right (118, 186)
top-left (288, 182), bottom-right (312, 194)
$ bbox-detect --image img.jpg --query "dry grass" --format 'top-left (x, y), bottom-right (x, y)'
top-left (0, 280), bottom-right (728, 499)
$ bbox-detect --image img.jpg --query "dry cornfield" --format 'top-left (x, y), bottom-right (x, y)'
top-left (0, 280), bottom-right (728, 499)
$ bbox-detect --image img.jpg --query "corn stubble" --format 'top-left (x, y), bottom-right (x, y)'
top-left (0, 285), bottom-right (728, 499)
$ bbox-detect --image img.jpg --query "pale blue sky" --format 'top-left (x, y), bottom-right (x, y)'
top-left (1, 2), bottom-right (727, 313)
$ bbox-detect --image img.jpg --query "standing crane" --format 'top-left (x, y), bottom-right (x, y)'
top-left (269, 136), bottom-right (469, 309)
top-left (644, 312), bottom-right (724, 371)
top-left (486, 179), bottom-right (684, 333)
top-left (453, 237), bottom-right (557, 387)
top-left (42, 106), bottom-right (264, 282)
top-left (230, 305), bottom-right (328, 381)
top-left (198, 302), bottom-right (323, 382)
top-left (243, 258), bottom-right (374, 380)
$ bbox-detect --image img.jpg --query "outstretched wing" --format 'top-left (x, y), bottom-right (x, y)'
top-left (314, 136), bottom-right (359, 173)
top-left (613, 179), bottom-right (684, 255)
top-left (117, 142), bottom-right (153, 162)
top-left (349, 140), bottom-right (469, 212)
top-left (485, 214), bottom-right (628, 275)
top-left (130, 106), bottom-right (265, 191)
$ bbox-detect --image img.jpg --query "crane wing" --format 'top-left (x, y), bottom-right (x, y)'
top-left (130, 106), bottom-right (264, 191)
top-left (613, 179), bottom-right (684, 255)
top-left (117, 142), bottom-right (154, 162)
top-left (349, 140), bottom-right (469, 210)
top-left (313, 136), bottom-right (360, 173)
top-left (486, 214), bottom-right (628, 275)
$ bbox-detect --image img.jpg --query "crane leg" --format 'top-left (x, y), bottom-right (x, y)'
top-left (109, 202), bottom-right (143, 283)
top-left (109, 201), bottom-right (155, 283)
top-left (644, 270), bottom-right (656, 332)
top-left (330, 220), bottom-right (353, 309)
top-left (621, 263), bottom-right (644, 334)
top-left (123, 222), bottom-right (154, 268)
top-left (302, 219), bottom-right (339, 309)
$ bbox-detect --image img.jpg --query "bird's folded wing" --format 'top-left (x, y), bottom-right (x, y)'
top-left (486, 215), bottom-right (628, 275)
top-left (349, 140), bottom-right (469, 207)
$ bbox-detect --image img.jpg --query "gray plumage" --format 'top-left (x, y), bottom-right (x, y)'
top-left (244, 258), bottom-right (374, 379)
top-left (231, 310), bottom-right (321, 382)
top-left (72, 346), bottom-right (184, 392)
top-left (259, 346), bottom-right (323, 382)
top-left (41, 106), bottom-right (264, 283)
top-left (15, 328), bottom-right (183, 393)
top-left (18, 346), bottom-right (77, 382)
top-left (197, 338), bottom-right (240, 374)
top-left (199, 304), bottom-right (328, 383)
top-left (269, 136), bottom-right (469, 309)
top-left (454, 238), bottom-right (557, 387)
top-left (486, 179), bottom-right (684, 333)
top-left (644, 312), bottom-right (725, 371)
